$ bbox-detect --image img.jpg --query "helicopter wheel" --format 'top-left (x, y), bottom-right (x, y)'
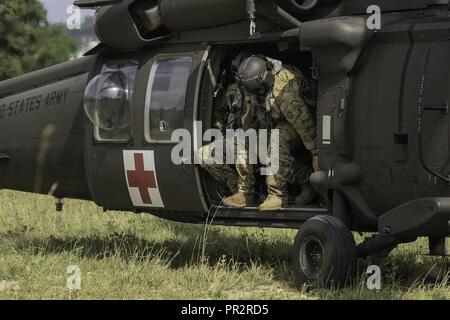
top-left (292, 215), bottom-right (357, 288)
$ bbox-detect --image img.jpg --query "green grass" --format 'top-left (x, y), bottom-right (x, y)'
top-left (0, 190), bottom-right (448, 299)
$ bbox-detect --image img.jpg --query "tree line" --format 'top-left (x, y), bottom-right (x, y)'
top-left (0, 0), bottom-right (95, 81)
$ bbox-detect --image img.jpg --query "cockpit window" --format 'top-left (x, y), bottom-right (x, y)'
top-left (145, 56), bottom-right (193, 142)
top-left (84, 61), bottom-right (139, 142)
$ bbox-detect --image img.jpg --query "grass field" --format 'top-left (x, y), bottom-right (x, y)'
top-left (0, 190), bottom-right (448, 300)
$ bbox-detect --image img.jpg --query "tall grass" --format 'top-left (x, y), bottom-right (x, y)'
top-left (0, 190), bottom-right (448, 299)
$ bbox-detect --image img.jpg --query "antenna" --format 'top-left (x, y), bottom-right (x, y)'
top-left (246, 0), bottom-right (257, 36)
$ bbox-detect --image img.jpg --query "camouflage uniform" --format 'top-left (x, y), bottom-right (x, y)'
top-left (212, 83), bottom-right (242, 130)
top-left (199, 84), bottom-right (256, 194)
top-left (261, 64), bottom-right (317, 198)
top-left (199, 65), bottom-right (317, 199)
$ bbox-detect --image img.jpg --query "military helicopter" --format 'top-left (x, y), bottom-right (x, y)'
top-left (0, 0), bottom-right (449, 287)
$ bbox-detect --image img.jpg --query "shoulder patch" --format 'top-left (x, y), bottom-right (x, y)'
top-left (273, 69), bottom-right (298, 99)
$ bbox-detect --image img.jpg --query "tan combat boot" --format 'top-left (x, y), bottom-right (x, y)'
top-left (259, 195), bottom-right (288, 212)
top-left (223, 192), bottom-right (253, 208)
top-left (295, 183), bottom-right (316, 205)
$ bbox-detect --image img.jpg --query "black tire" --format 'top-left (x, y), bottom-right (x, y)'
top-left (292, 215), bottom-right (357, 288)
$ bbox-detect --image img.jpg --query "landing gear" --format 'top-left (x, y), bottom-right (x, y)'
top-left (356, 234), bottom-right (400, 266)
top-left (292, 215), bottom-right (357, 288)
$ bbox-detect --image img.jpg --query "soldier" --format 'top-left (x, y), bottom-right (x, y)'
top-left (236, 55), bottom-right (318, 211)
top-left (198, 82), bottom-right (257, 208)
top-left (211, 82), bottom-right (242, 131)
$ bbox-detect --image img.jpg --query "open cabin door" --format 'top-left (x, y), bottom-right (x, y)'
top-left (85, 47), bottom-right (209, 214)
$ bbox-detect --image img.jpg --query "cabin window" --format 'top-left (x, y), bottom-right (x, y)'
top-left (145, 56), bottom-right (193, 142)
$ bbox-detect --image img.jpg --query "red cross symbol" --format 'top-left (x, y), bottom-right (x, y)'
top-left (126, 153), bottom-right (157, 204)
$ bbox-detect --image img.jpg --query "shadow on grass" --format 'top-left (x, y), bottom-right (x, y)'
top-left (1, 225), bottom-right (448, 290)
top-left (0, 223), bottom-right (292, 267)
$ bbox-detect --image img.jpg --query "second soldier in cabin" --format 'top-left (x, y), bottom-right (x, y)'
top-left (198, 80), bottom-right (258, 207)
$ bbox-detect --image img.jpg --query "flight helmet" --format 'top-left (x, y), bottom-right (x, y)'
top-left (236, 55), bottom-right (275, 93)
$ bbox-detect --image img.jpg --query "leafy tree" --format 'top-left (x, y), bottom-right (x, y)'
top-left (0, 0), bottom-right (77, 81)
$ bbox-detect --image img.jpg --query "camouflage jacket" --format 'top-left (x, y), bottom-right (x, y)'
top-left (215, 83), bottom-right (270, 131)
top-left (263, 66), bottom-right (317, 151)
top-left (213, 83), bottom-right (243, 130)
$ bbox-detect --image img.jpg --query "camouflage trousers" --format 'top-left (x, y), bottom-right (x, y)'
top-left (198, 133), bottom-right (256, 194)
top-left (266, 122), bottom-right (312, 197)
top-left (198, 123), bottom-right (311, 196)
